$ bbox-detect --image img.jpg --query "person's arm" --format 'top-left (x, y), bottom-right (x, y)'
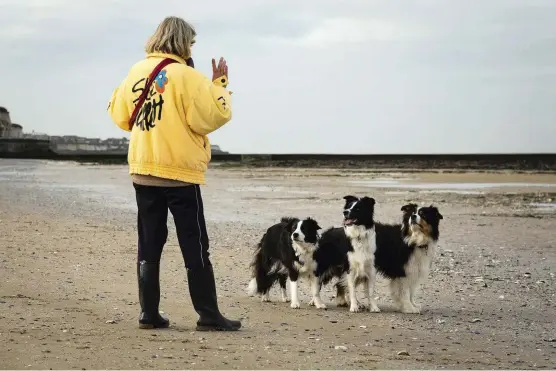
top-left (186, 57), bottom-right (232, 136)
top-left (186, 76), bottom-right (232, 136)
top-left (107, 79), bottom-right (132, 132)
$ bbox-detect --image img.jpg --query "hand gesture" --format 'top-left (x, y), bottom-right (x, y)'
top-left (212, 57), bottom-right (228, 82)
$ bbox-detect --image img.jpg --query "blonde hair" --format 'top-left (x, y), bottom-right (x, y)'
top-left (145, 16), bottom-right (196, 60)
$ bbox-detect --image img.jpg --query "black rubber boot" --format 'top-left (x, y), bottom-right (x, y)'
top-left (187, 264), bottom-right (241, 331)
top-left (137, 261), bottom-right (170, 329)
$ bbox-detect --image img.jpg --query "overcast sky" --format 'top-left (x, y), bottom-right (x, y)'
top-left (1, 0), bottom-right (554, 154)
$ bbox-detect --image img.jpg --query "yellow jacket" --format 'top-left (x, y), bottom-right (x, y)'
top-left (107, 52), bottom-right (232, 184)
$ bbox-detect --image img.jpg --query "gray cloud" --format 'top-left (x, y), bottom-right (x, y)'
top-left (0, 0), bottom-right (555, 153)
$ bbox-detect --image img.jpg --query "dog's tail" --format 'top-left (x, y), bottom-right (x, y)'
top-left (246, 236), bottom-right (278, 296)
top-left (247, 237), bottom-right (265, 296)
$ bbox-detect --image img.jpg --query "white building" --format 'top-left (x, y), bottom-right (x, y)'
top-left (10, 123), bottom-right (23, 138)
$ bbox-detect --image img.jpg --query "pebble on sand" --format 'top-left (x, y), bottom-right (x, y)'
top-left (397, 351), bottom-right (410, 356)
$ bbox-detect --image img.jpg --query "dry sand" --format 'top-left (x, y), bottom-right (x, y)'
top-left (0, 159), bottom-right (555, 369)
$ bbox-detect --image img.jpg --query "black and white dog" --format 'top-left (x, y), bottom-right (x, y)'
top-left (246, 217), bottom-right (328, 309)
top-left (333, 200), bottom-right (444, 313)
top-left (318, 195), bottom-right (381, 313)
top-left (375, 203), bottom-right (443, 313)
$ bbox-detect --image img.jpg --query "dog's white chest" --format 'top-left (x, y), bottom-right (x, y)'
top-left (348, 249), bottom-right (372, 278)
top-left (292, 242), bottom-right (317, 276)
top-left (346, 228), bottom-right (376, 278)
top-left (405, 242), bottom-right (436, 278)
top-left (297, 252), bottom-right (316, 274)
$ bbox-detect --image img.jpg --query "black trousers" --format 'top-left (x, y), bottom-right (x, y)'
top-left (134, 183), bottom-right (210, 269)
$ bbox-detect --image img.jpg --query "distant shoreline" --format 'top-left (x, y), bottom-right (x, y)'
top-left (1, 150), bottom-right (555, 172)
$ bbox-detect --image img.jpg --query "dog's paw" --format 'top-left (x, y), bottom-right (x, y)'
top-left (308, 298), bottom-right (315, 306)
top-left (315, 302), bottom-right (327, 310)
top-left (290, 301), bottom-right (301, 309)
top-left (400, 304), bottom-right (420, 314)
top-left (336, 297), bottom-right (348, 307)
top-left (369, 305), bottom-right (381, 313)
top-left (349, 305), bottom-right (360, 313)
top-left (261, 295), bottom-right (271, 303)
top-left (281, 297), bottom-right (290, 303)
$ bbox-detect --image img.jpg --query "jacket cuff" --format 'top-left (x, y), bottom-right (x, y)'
top-left (213, 75), bottom-right (228, 88)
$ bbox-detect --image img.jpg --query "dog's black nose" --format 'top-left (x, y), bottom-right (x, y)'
top-left (293, 233), bottom-right (299, 239)
top-left (411, 214), bottom-right (417, 221)
top-left (343, 210), bottom-right (349, 217)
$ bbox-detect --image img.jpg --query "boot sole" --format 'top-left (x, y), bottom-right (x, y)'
top-left (196, 325), bottom-right (241, 332)
top-left (139, 323), bottom-right (170, 329)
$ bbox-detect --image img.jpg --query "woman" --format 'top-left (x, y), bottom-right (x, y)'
top-left (107, 16), bottom-right (240, 331)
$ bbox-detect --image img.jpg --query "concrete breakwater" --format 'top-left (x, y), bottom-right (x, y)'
top-left (221, 153), bottom-right (556, 172)
top-left (0, 139), bottom-right (555, 172)
top-left (0, 138), bottom-right (53, 158)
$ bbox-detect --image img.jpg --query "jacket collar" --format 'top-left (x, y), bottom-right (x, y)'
top-left (146, 52), bottom-right (186, 65)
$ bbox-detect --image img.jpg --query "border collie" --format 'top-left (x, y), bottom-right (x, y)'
top-left (246, 217), bottom-right (327, 309)
top-left (318, 195), bottom-right (381, 313)
top-left (373, 203), bottom-right (443, 313)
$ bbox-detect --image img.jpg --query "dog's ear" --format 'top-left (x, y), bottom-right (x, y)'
top-left (361, 196), bottom-right (376, 206)
top-left (430, 205), bottom-right (443, 220)
top-left (343, 195), bottom-right (358, 204)
top-left (285, 218), bottom-right (299, 233)
top-left (306, 217), bottom-right (322, 231)
top-left (401, 203), bottom-right (417, 213)
top-left (436, 208), bottom-right (443, 220)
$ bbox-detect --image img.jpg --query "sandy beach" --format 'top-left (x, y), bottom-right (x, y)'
top-left (0, 159), bottom-right (555, 369)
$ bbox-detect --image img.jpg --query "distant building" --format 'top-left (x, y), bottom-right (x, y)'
top-left (1, 105), bottom-right (228, 153)
top-left (9, 123), bottom-right (23, 138)
top-left (211, 145), bottom-right (228, 154)
top-left (49, 135), bottom-right (130, 153)
top-left (0, 108), bottom-right (24, 138)
top-left (0, 106), bottom-right (11, 138)
top-left (23, 131), bottom-right (50, 140)
top-left (20, 133), bottom-right (229, 154)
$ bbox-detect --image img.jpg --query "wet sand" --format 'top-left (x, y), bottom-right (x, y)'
top-left (0, 159), bottom-right (555, 369)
